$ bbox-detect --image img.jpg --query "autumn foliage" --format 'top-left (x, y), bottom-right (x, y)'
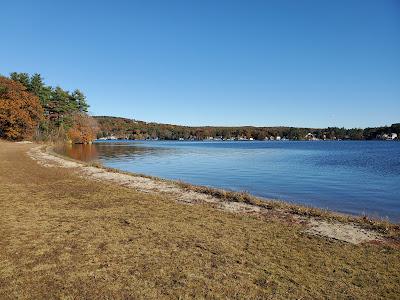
top-left (0, 72), bottom-right (98, 143)
top-left (68, 113), bottom-right (99, 144)
top-left (0, 76), bottom-right (43, 140)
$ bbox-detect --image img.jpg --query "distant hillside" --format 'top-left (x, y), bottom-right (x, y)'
top-left (94, 116), bottom-right (399, 141)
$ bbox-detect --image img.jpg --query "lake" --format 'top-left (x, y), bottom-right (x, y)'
top-left (58, 140), bottom-right (400, 222)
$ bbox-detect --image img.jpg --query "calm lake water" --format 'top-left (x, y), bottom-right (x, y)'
top-left (59, 140), bottom-right (400, 222)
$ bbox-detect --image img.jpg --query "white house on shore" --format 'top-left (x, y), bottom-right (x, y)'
top-left (380, 133), bottom-right (398, 140)
top-left (305, 133), bottom-right (318, 141)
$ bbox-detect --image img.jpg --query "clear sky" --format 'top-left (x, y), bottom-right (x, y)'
top-left (1, 0), bottom-right (399, 128)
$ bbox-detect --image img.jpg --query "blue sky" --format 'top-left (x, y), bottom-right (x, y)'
top-left (1, 0), bottom-right (399, 128)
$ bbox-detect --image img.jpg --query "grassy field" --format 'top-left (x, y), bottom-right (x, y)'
top-left (0, 141), bottom-right (399, 299)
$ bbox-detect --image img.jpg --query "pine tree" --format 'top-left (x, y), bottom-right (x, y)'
top-left (71, 89), bottom-right (89, 113)
top-left (9, 72), bottom-right (30, 87)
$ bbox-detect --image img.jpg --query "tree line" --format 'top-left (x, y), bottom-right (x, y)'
top-left (0, 72), bottom-right (97, 143)
top-left (1, 73), bottom-right (397, 142)
top-left (95, 116), bottom-right (400, 141)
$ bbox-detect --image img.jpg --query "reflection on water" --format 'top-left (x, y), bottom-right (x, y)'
top-left (56, 143), bottom-right (98, 162)
top-left (57, 140), bottom-right (400, 222)
top-left (94, 143), bottom-right (173, 160)
top-left (55, 142), bottom-right (174, 162)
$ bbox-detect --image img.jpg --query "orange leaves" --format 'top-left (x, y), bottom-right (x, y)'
top-left (0, 77), bottom-right (43, 141)
top-left (67, 113), bottom-right (99, 144)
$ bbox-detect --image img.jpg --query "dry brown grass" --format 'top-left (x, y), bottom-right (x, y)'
top-left (50, 145), bottom-right (400, 239)
top-left (0, 140), bottom-right (399, 299)
top-left (175, 182), bottom-right (400, 239)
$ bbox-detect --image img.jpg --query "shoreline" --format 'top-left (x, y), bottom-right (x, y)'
top-left (75, 139), bottom-right (400, 222)
top-left (95, 138), bottom-right (400, 142)
top-left (40, 143), bottom-right (399, 243)
top-left (57, 142), bottom-right (399, 228)
top-left (2, 140), bottom-right (400, 298)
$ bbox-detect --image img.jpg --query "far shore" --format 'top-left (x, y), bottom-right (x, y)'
top-left (1, 140), bottom-right (399, 299)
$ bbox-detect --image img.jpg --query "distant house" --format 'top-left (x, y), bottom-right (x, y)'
top-left (276, 136), bottom-right (281, 141)
top-left (385, 133), bottom-right (398, 140)
top-left (305, 133), bottom-right (318, 141)
top-left (377, 133), bottom-right (398, 140)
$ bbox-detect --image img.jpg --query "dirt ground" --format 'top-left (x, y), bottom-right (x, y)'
top-left (0, 141), bottom-right (399, 299)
